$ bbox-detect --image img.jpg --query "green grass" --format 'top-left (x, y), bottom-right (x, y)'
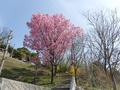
top-left (3, 57), bottom-right (34, 70)
top-left (0, 57), bottom-right (70, 88)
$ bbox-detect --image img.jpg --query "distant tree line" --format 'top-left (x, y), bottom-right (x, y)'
top-left (0, 44), bottom-right (37, 61)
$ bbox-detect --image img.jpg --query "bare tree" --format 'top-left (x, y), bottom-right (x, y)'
top-left (0, 27), bottom-right (9, 44)
top-left (67, 35), bottom-right (86, 83)
top-left (83, 9), bottom-right (120, 90)
top-left (0, 29), bottom-right (12, 75)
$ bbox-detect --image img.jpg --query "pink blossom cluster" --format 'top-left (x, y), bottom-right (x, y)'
top-left (24, 13), bottom-right (83, 61)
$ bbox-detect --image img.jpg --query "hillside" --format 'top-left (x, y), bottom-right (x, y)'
top-left (0, 57), bottom-right (71, 88)
top-left (1, 57), bottom-right (118, 90)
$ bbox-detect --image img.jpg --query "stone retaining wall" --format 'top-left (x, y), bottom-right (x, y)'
top-left (0, 78), bottom-right (51, 90)
top-left (0, 78), bottom-right (84, 90)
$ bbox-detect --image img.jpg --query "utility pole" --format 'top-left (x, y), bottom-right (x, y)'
top-left (0, 29), bottom-right (12, 75)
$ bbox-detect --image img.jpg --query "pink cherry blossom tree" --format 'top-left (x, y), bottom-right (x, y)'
top-left (23, 13), bottom-right (83, 83)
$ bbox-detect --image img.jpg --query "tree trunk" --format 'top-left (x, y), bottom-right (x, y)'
top-left (104, 59), bottom-right (107, 75)
top-left (109, 62), bottom-right (117, 90)
top-left (54, 65), bottom-right (57, 76)
top-left (111, 75), bottom-right (117, 90)
top-left (75, 69), bottom-right (77, 83)
top-left (34, 66), bottom-right (38, 84)
top-left (70, 76), bottom-right (76, 90)
top-left (51, 62), bottom-right (54, 84)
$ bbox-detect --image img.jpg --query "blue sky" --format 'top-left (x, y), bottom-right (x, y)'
top-left (0, 0), bottom-right (119, 49)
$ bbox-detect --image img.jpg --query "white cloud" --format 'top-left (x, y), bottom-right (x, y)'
top-left (102, 0), bottom-right (120, 8)
top-left (55, 0), bottom-right (120, 14)
top-left (50, 0), bottom-right (120, 31)
top-left (51, 0), bottom-right (92, 28)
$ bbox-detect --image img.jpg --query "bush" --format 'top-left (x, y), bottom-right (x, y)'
top-left (59, 63), bottom-right (68, 73)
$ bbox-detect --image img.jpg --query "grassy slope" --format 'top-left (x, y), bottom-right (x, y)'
top-left (1, 57), bottom-right (114, 89)
top-left (1, 57), bottom-right (71, 88)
